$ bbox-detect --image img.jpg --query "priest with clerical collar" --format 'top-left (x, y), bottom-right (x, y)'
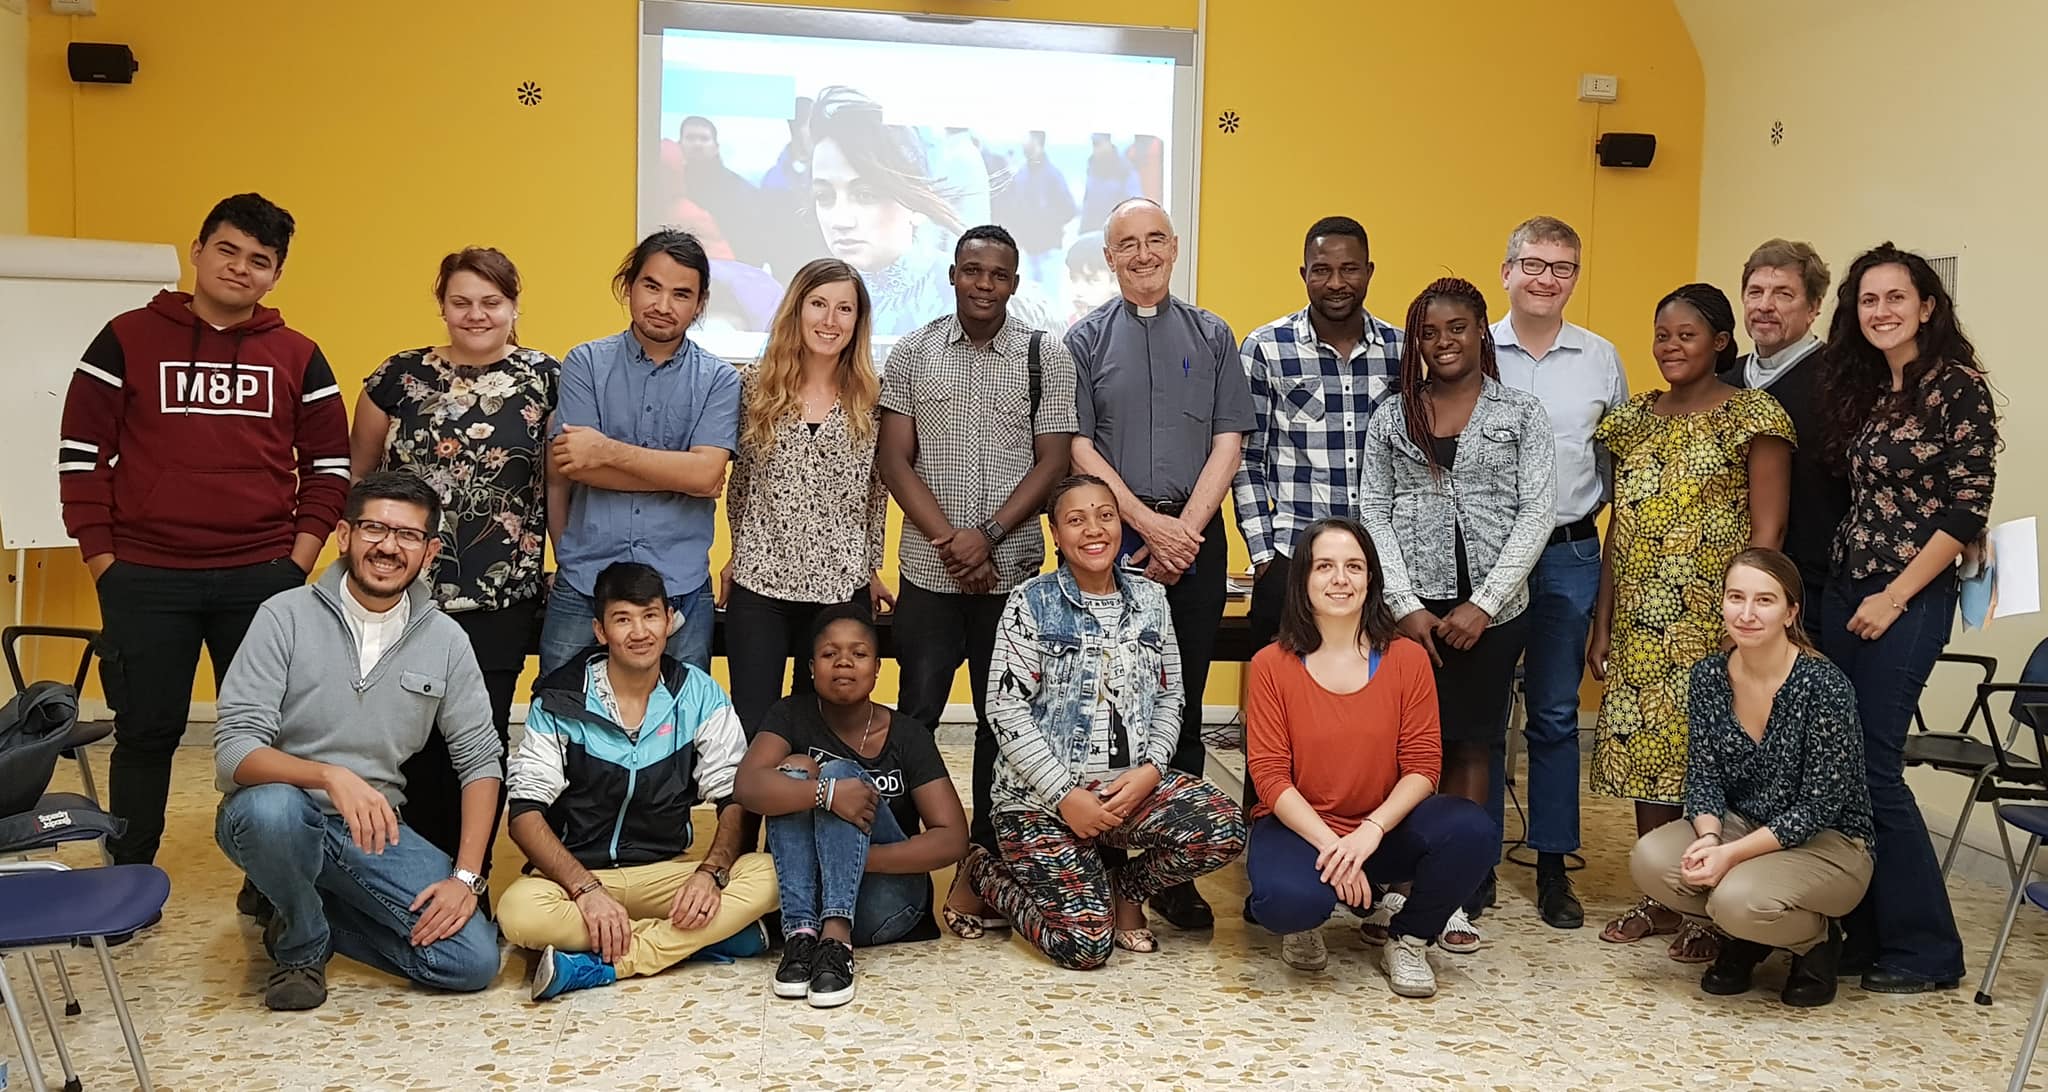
top-left (1062, 197), bottom-right (1254, 933)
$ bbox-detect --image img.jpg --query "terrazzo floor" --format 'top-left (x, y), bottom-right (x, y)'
top-left (7, 742), bottom-right (2048, 1092)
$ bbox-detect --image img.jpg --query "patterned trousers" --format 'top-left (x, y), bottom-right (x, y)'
top-left (966, 771), bottom-right (1245, 970)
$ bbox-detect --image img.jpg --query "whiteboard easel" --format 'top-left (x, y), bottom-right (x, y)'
top-left (0, 235), bottom-right (182, 639)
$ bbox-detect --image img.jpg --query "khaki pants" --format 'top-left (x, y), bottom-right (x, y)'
top-left (497, 852), bottom-right (778, 978)
top-left (1630, 816), bottom-right (1872, 953)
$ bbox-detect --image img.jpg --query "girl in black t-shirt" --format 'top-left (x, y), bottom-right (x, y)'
top-left (735, 606), bottom-right (969, 1008)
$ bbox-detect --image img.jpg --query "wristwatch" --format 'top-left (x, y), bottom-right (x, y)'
top-left (707, 865), bottom-right (731, 890)
top-left (978, 517), bottom-right (1008, 546)
top-left (452, 868), bottom-right (487, 896)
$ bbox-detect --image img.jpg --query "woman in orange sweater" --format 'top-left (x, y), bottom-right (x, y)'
top-left (1244, 517), bottom-right (1494, 997)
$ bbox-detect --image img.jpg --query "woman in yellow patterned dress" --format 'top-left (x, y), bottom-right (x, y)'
top-left (1588, 284), bottom-right (1792, 957)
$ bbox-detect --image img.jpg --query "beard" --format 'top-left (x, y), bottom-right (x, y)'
top-left (346, 548), bottom-right (420, 599)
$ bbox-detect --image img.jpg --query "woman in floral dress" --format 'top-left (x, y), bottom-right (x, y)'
top-left (1588, 283), bottom-right (1791, 957)
top-left (348, 246), bottom-right (559, 874)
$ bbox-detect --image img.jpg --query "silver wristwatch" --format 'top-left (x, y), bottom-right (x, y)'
top-left (452, 868), bottom-right (486, 895)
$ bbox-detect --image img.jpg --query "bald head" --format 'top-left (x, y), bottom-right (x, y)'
top-left (1102, 198), bottom-right (1177, 307)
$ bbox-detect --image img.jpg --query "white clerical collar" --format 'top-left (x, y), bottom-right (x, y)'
top-left (1133, 303), bottom-right (1159, 317)
top-left (1755, 333), bottom-right (1820, 370)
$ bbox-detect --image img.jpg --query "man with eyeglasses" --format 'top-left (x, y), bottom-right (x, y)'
top-left (213, 472), bottom-right (504, 1010)
top-left (1064, 197), bottom-right (1255, 931)
top-left (1491, 215), bottom-right (1628, 931)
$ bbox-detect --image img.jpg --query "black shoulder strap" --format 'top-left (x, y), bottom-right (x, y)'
top-left (1028, 330), bottom-right (1044, 420)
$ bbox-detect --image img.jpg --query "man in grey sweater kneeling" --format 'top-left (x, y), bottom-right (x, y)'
top-left (213, 471), bottom-right (503, 1011)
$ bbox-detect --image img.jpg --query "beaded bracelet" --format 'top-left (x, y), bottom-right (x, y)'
top-left (814, 776), bottom-right (828, 811)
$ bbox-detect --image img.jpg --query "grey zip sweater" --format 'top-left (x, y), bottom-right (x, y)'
top-left (214, 565), bottom-right (502, 812)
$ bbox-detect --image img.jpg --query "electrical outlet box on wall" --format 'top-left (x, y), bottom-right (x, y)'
top-left (50, 0), bottom-right (97, 14)
top-left (1579, 73), bottom-right (1618, 103)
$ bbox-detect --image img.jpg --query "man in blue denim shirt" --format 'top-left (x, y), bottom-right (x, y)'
top-left (543, 231), bottom-right (741, 673)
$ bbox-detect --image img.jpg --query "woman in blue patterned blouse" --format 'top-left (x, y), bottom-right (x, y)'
top-left (1629, 548), bottom-right (1873, 1008)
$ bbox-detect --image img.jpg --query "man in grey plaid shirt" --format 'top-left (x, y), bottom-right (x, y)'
top-left (876, 224), bottom-right (1078, 866)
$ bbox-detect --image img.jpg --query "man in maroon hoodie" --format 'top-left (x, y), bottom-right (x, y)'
top-left (58, 193), bottom-right (352, 866)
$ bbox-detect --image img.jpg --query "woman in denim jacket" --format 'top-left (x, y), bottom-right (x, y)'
top-left (954, 475), bottom-right (1246, 969)
top-left (1360, 278), bottom-right (1556, 949)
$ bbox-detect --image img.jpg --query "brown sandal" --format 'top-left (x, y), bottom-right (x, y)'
top-left (1667, 921), bottom-right (1723, 963)
top-left (1600, 897), bottom-right (1682, 944)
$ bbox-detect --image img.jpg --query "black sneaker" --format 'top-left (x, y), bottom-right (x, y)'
top-left (237, 877), bottom-right (274, 926)
top-left (808, 938), bottom-right (856, 1008)
top-left (1149, 881), bottom-right (1215, 930)
top-left (774, 933), bottom-right (818, 1000)
top-left (264, 964), bottom-right (327, 1011)
top-left (1535, 854), bottom-right (1584, 930)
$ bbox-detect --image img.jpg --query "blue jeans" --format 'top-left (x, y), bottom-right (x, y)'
top-left (765, 759), bottom-right (930, 946)
top-left (1823, 570), bottom-right (1966, 981)
top-left (540, 579), bottom-right (714, 676)
top-left (1244, 797), bottom-right (1495, 941)
top-left (1511, 536), bottom-right (1603, 855)
top-left (214, 783), bottom-right (500, 991)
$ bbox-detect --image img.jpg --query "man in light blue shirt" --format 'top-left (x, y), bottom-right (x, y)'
top-left (1491, 215), bottom-right (1627, 932)
top-left (543, 230), bottom-right (741, 673)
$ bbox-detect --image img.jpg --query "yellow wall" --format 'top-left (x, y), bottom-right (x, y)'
top-left (1681, 0), bottom-right (2048, 842)
top-left (22, 0), bottom-right (1702, 711)
top-left (0, 1), bottom-right (23, 234)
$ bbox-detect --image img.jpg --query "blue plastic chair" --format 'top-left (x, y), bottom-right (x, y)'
top-left (1978, 802), bottom-right (2048, 1007)
top-left (2007, 880), bottom-right (2048, 1092)
top-left (0, 862), bottom-right (169, 1092)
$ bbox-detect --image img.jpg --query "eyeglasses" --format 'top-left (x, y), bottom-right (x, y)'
top-left (1514, 257), bottom-right (1580, 279)
top-left (350, 519), bottom-right (432, 547)
top-left (1109, 233), bottom-right (1173, 259)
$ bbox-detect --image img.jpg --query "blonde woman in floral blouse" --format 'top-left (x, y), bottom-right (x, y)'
top-left (348, 246), bottom-right (558, 873)
top-left (720, 258), bottom-right (892, 735)
top-left (1814, 243), bottom-right (1999, 995)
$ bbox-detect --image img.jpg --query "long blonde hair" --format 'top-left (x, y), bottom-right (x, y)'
top-left (741, 258), bottom-right (878, 453)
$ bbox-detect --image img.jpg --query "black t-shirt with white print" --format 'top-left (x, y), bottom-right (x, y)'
top-left (759, 697), bottom-right (951, 840)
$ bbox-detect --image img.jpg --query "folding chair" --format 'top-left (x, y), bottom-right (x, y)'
top-left (2006, 877), bottom-right (2048, 1091)
top-left (1905, 648), bottom-right (2048, 879)
top-left (2, 627), bottom-right (111, 815)
top-left (1972, 702), bottom-right (2048, 1007)
top-left (0, 861), bottom-right (169, 1092)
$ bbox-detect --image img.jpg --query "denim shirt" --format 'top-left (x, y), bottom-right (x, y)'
top-left (985, 566), bottom-right (1184, 813)
top-left (1360, 377), bottom-right (1556, 623)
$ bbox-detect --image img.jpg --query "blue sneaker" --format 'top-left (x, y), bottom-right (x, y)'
top-left (686, 921), bottom-right (770, 964)
top-left (530, 945), bottom-right (617, 1002)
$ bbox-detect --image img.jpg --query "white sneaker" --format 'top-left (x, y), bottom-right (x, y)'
top-left (1438, 908), bottom-right (1482, 954)
top-left (1281, 930), bottom-right (1328, 971)
top-left (1358, 891), bottom-right (1407, 946)
top-left (1382, 934), bottom-right (1438, 998)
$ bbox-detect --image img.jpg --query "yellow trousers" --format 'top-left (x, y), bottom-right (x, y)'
top-left (497, 852), bottom-right (778, 978)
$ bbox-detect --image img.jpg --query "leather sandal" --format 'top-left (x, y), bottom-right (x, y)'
top-left (1600, 896), bottom-right (1682, 944)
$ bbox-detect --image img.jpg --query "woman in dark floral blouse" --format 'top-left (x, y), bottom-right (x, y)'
top-left (1815, 242), bottom-right (1998, 994)
top-left (348, 246), bottom-right (559, 873)
top-left (1631, 549), bottom-right (1871, 1008)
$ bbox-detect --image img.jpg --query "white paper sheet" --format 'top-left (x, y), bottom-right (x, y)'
top-left (1993, 517), bottom-right (2041, 619)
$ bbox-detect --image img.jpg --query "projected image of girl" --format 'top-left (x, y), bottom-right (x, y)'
top-left (809, 86), bottom-right (964, 337)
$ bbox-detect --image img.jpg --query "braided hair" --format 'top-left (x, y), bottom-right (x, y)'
top-left (1654, 282), bottom-right (1740, 377)
top-left (1398, 277), bottom-right (1498, 478)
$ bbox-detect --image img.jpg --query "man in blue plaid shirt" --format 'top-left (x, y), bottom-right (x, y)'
top-left (1231, 216), bottom-right (1404, 662)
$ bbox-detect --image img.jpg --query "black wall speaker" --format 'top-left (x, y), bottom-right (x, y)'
top-left (1595, 132), bottom-right (1656, 168)
top-left (68, 42), bottom-right (138, 85)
